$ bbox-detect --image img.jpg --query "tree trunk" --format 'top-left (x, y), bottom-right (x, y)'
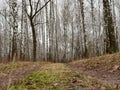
top-left (30, 19), bottom-right (37, 61)
top-left (103, 0), bottom-right (118, 53)
top-left (79, 0), bottom-right (88, 58)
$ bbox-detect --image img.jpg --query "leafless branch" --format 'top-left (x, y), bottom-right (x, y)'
top-left (35, 0), bottom-right (40, 13)
top-left (32, 0), bottom-right (51, 19)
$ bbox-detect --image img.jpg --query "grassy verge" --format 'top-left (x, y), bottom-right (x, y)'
top-left (0, 61), bottom-right (46, 77)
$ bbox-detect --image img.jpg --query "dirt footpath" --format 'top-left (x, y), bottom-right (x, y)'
top-left (67, 64), bottom-right (120, 88)
top-left (0, 62), bottom-right (119, 89)
top-left (0, 63), bottom-right (44, 89)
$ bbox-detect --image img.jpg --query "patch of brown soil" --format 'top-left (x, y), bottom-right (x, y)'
top-left (67, 64), bottom-right (120, 89)
top-left (0, 63), bottom-right (45, 89)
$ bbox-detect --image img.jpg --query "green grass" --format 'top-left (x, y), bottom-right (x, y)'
top-left (10, 72), bottom-right (65, 90)
top-left (9, 63), bottom-right (117, 90)
top-left (9, 63), bottom-right (71, 90)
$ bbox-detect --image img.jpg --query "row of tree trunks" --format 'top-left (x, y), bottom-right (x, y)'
top-left (0, 0), bottom-right (119, 62)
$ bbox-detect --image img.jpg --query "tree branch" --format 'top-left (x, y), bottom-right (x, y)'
top-left (35, 0), bottom-right (40, 13)
top-left (32, 0), bottom-right (51, 19)
top-left (29, 0), bottom-right (33, 16)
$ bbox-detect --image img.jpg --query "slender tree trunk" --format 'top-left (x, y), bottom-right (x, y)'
top-left (79, 0), bottom-right (88, 58)
top-left (30, 19), bottom-right (37, 61)
top-left (9, 0), bottom-right (18, 61)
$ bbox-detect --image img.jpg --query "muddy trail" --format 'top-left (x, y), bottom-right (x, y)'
top-left (67, 64), bottom-right (120, 88)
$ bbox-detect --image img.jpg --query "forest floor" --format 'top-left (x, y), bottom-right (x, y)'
top-left (68, 53), bottom-right (120, 88)
top-left (0, 61), bottom-right (47, 89)
top-left (0, 53), bottom-right (120, 90)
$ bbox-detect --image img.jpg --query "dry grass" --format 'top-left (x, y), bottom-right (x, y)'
top-left (70, 53), bottom-right (120, 71)
top-left (41, 63), bottom-right (71, 73)
top-left (9, 63), bottom-right (116, 90)
top-left (0, 61), bottom-right (47, 77)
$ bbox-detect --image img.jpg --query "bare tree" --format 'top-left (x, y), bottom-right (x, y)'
top-left (0, 0), bottom-right (120, 62)
top-left (25, 0), bottom-right (51, 61)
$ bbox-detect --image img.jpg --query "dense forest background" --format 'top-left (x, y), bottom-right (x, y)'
top-left (0, 0), bottom-right (119, 62)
